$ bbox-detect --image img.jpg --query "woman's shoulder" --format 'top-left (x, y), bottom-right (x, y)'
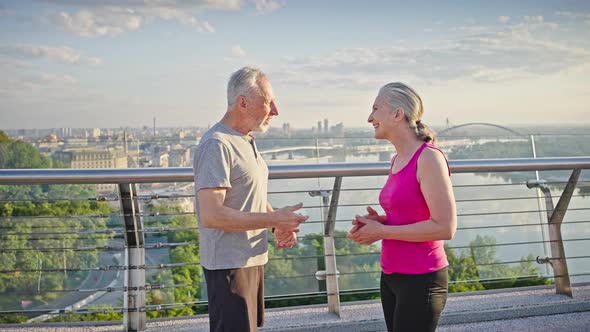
top-left (418, 144), bottom-right (450, 175)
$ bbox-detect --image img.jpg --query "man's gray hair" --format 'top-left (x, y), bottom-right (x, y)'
top-left (227, 66), bottom-right (266, 107)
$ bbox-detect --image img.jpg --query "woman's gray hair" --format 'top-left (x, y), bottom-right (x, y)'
top-left (378, 82), bottom-right (436, 143)
top-left (227, 66), bottom-right (266, 107)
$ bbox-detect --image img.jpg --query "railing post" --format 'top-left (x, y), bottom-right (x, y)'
top-left (527, 169), bottom-right (580, 297)
top-left (119, 183), bottom-right (146, 331)
top-left (309, 176), bottom-right (342, 317)
top-left (324, 177), bottom-right (342, 316)
top-left (530, 135), bottom-right (551, 275)
top-left (309, 190), bottom-right (328, 293)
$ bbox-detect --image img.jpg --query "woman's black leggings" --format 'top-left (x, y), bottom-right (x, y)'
top-left (380, 267), bottom-right (448, 332)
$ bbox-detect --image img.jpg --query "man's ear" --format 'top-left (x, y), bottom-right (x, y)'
top-left (237, 95), bottom-right (247, 109)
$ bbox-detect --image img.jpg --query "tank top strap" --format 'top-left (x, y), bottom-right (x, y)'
top-left (425, 143), bottom-right (451, 176)
top-left (407, 142), bottom-right (428, 168)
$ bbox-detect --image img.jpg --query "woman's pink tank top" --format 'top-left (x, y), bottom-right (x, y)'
top-left (379, 142), bottom-right (450, 274)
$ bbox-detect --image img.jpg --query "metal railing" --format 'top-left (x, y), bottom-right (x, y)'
top-left (0, 156), bottom-right (589, 331)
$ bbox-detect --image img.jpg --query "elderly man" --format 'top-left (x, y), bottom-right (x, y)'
top-left (194, 66), bottom-right (308, 332)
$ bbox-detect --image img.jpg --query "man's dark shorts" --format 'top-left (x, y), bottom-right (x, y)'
top-left (203, 265), bottom-right (265, 332)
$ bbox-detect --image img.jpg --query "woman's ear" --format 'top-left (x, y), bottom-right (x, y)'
top-left (393, 108), bottom-right (405, 122)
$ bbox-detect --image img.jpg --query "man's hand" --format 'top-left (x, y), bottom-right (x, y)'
top-left (274, 228), bottom-right (299, 249)
top-left (272, 203), bottom-right (309, 231)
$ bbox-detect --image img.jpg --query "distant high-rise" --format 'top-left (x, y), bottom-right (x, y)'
top-left (91, 128), bottom-right (101, 138)
top-left (59, 127), bottom-right (72, 138)
top-left (282, 123), bottom-right (292, 137)
top-left (324, 119), bottom-right (329, 134)
top-left (153, 117), bottom-right (156, 137)
top-left (317, 121), bottom-right (322, 133)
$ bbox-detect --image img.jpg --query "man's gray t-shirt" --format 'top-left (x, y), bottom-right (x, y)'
top-left (193, 122), bottom-right (269, 270)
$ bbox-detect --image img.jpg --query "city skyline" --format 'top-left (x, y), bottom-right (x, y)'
top-left (1, 0), bottom-right (590, 129)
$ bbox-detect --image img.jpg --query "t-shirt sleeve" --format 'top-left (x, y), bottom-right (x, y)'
top-left (194, 139), bottom-right (232, 191)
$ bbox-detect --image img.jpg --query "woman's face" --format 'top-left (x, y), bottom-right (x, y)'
top-left (368, 93), bottom-right (396, 139)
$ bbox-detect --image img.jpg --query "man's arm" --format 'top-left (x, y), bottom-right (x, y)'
top-left (198, 188), bottom-right (307, 232)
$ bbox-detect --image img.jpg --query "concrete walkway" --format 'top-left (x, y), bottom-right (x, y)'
top-left (2, 284), bottom-right (589, 332)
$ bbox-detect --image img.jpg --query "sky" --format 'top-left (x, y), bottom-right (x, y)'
top-left (0, 0), bottom-right (589, 130)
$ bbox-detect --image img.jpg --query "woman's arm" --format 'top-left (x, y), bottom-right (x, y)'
top-left (381, 147), bottom-right (457, 241)
top-left (348, 148), bottom-right (456, 244)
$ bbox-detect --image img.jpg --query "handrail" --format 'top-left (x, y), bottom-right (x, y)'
top-left (0, 157), bottom-right (589, 184)
top-left (1, 156), bottom-right (589, 330)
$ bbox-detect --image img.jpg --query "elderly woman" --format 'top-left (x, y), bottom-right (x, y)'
top-left (347, 82), bottom-right (457, 332)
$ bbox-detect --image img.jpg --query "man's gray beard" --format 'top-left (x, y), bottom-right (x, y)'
top-left (254, 123), bottom-right (269, 133)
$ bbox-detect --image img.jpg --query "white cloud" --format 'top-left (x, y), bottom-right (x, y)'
top-left (0, 44), bottom-right (102, 65)
top-left (271, 16), bottom-right (590, 87)
top-left (43, 0), bottom-right (281, 37)
top-left (39, 73), bottom-right (77, 84)
top-left (231, 45), bottom-right (247, 57)
top-left (53, 9), bottom-right (142, 37)
top-left (556, 11), bottom-right (590, 19)
top-left (498, 16), bottom-right (510, 23)
top-left (0, 72), bottom-right (77, 99)
top-left (253, 0), bottom-right (283, 14)
top-left (0, 8), bottom-right (15, 16)
top-left (0, 3), bottom-right (14, 16)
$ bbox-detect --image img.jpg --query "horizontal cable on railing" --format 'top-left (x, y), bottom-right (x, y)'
top-left (0, 262), bottom-right (203, 273)
top-left (458, 207), bottom-right (590, 217)
top-left (0, 241), bottom-right (197, 252)
top-left (453, 182), bottom-right (527, 188)
top-left (265, 272), bottom-right (318, 280)
top-left (141, 211), bottom-right (195, 217)
top-left (0, 195), bottom-right (119, 203)
top-left (448, 237), bottom-right (590, 250)
top-left (559, 255), bottom-right (590, 261)
top-left (455, 220), bottom-right (587, 231)
top-left (268, 254), bottom-right (325, 261)
top-left (144, 241), bottom-right (197, 249)
top-left (451, 274), bottom-right (558, 286)
top-left (143, 301), bottom-right (207, 312)
top-left (0, 306), bottom-right (133, 316)
top-left (136, 194), bottom-right (194, 200)
top-left (0, 283), bottom-right (200, 295)
top-left (456, 195), bottom-right (588, 203)
top-left (0, 213), bottom-right (118, 220)
top-left (0, 229), bottom-right (123, 236)
top-left (0, 244), bottom-right (125, 251)
top-left (140, 227), bottom-right (199, 233)
top-left (0, 203), bottom-right (590, 225)
top-left (264, 291), bottom-right (328, 301)
top-left (0, 235), bottom-right (122, 242)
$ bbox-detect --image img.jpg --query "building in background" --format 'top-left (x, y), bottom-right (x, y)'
top-left (53, 148), bottom-right (128, 192)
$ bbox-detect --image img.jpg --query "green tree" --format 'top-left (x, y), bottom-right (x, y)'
top-left (0, 132), bottom-right (112, 320)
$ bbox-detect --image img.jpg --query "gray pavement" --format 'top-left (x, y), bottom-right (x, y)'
top-left (1, 284), bottom-right (589, 332)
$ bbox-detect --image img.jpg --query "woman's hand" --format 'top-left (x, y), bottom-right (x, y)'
top-left (349, 206), bottom-right (384, 234)
top-left (347, 215), bottom-right (384, 245)
top-left (364, 206), bottom-right (385, 223)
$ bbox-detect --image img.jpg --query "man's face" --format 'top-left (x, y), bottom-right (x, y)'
top-left (248, 77), bottom-right (279, 133)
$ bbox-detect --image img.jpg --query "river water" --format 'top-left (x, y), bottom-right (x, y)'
top-left (266, 151), bottom-right (590, 286)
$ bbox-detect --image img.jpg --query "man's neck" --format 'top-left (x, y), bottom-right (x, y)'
top-left (221, 112), bottom-right (250, 135)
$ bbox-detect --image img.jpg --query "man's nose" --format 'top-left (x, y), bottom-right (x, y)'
top-left (270, 103), bottom-right (279, 116)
